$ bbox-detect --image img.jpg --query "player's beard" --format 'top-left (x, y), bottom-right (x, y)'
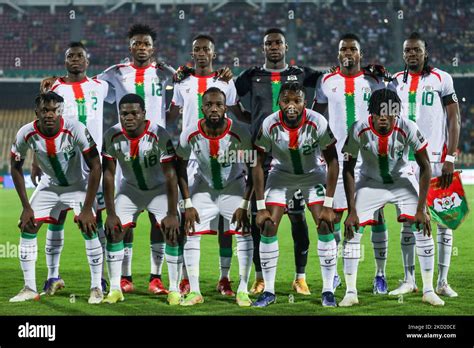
top-left (205, 116), bottom-right (226, 130)
top-left (282, 111), bottom-right (303, 128)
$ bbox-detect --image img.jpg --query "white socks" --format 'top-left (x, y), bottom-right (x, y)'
top-left (400, 222), bottom-right (416, 284)
top-left (437, 226), bottom-right (453, 286)
top-left (343, 232), bottom-right (362, 294)
top-left (236, 235), bottom-right (253, 293)
top-left (260, 235), bottom-right (279, 295)
top-left (122, 243), bottom-right (133, 277)
top-left (45, 224), bottom-right (64, 279)
top-left (20, 232), bottom-right (38, 292)
top-left (83, 233), bottom-right (103, 289)
top-left (371, 223), bottom-right (388, 276)
top-left (150, 242), bottom-right (165, 276)
top-left (106, 241), bottom-right (124, 291)
top-left (184, 235), bottom-right (201, 294)
top-left (318, 234), bottom-right (337, 293)
top-left (413, 229), bottom-right (435, 293)
top-left (165, 244), bottom-right (183, 293)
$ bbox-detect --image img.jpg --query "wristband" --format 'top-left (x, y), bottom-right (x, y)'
top-left (445, 155), bottom-right (456, 163)
top-left (239, 199), bottom-right (250, 210)
top-left (323, 196), bottom-right (334, 208)
top-left (256, 199), bottom-right (266, 211)
top-left (184, 198), bottom-right (193, 209)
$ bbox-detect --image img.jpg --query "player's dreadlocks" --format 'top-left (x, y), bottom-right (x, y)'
top-left (128, 24), bottom-right (157, 42)
top-left (403, 32), bottom-right (432, 83)
top-left (368, 88), bottom-right (401, 116)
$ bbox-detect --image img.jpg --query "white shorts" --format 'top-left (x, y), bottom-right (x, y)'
top-left (190, 177), bottom-right (245, 236)
top-left (115, 182), bottom-right (168, 228)
top-left (356, 174), bottom-right (419, 226)
top-left (30, 181), bottom-right (92, 224)
top-left (333, 161), bottom-right (362, 211)
top-left (178, 159), bottom-right (199, 212)
top-left (265, 170), bottom-right (326, 208)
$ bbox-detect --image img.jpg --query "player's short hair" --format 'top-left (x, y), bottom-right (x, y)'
top-left (339, 33), bottom-right (361, 44)
top-left (203, 87), bottom-right (226, 103)
top-left (264, 28), bottom-right (285, 38)
top-left (278, 82), bottom-right (306, 99)
top-left (128, 24), bottom-right (157, 42)
top-left (40, 91), bottom-right (64, 105)
top-left (34, 95), bottom-right (41, 109)
top-left (119, 93), bottom-right (145, 111)
top-left (406, 31), bottom-right (427, 48)
top-left (368, 88), bottom-right (401, 116)
top-left (67, 41), bottom-right (87, 52)
top-left (192, 34), bottom-right (215, 46)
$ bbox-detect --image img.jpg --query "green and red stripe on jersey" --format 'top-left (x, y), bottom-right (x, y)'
top-left (123, 121), bottom-right (150, 190)
top-left (279, 110), bottom-right (305, 175)
top-left (71, 83), bottom-right (87, 125)
top-left (34, 119), bottom-right (70, 186)
top-left (196, 75), bottom-right (210, 119)
top-left (134, 67), bottom-right (146, 103)
top-left (271, 72), bottom-right (282, 113)
top-left (344, 76), bottom-right (356, 132)
top-left (408, 74), bottom-right (420, 160)
top-left (369, 117), bottom-right (394, 184)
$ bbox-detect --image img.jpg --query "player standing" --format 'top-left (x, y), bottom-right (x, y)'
top-left (175, 87), bottom-right (254, 306)
top-left (313, 33), bottom-right (389, 294)
top-left (36, 42), bottom-right (109, 296)
top-left (97, 24), bottom-right (175, 295)
top-left (252, 82), bottom-right (339, 307)
top-left (341, 88), bottom-right (444, 306)
top-left (10, 92), bottom-right (103, 304)
top-left (388, 32), bottom-right (461, 297)
top-left (101, 94), bottom-right (180, 304)
top-left (235, 28), bottom-right (324, 295)
top-left (168, 34), bottom-right (248, 296)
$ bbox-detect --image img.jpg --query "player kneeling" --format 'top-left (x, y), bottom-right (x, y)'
top-left (341, 88), bottom-right (444, 307)
top-left (10, 92), bottom-right (103, 304)
top-left (176, 87), bottom-right (254, 307)
top-left (101, 94), bottom-right (180, 304)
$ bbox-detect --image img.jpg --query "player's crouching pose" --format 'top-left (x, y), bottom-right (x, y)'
top-left (176, 87), bottom-right (254, 307)
top-left (252, 82), bottom-right (340, 308)
top-left (10, 91), bottom-right (103, 304)
top-left (101, 94), bottom-right (180, 304)
top-left (341, 88), bottom-right (444, 307)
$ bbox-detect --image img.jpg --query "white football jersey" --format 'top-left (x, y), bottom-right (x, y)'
top-left (342, 116), bottom-right (428, 184)
top-left (98, 62), bottom-right (174, 127)
top-left (176, 117), bottom-right (251, 190)
top-left (314, 68), bottom-right (385, 161)
top-left (171, 73), bottom-right (238, 131)
top-left (50, 77), bottom-right (108, 152)
top-left (102, 121), bottom-right (176, 190)
top-left (12, 118), bottom-right (96, 186)
top-left (388, 67), bottom-right (456, 162)
top-left (254, 108), bottom-right (336, 175)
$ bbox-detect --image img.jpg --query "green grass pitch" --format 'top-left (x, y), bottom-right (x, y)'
top-left (0, 187), bottom-right (473, 316)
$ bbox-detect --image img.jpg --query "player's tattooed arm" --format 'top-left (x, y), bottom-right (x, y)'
top-left (414, 148), bottom-right (433, 236)
top-left (11, 156), bottom-right (37, 232)
top-left (103, 155), bottom-right (122, 235)
top-left (176, 157), bottom-right (200, 235)
top-left (161, 161), bottom-right (180, 244)
top-left (440, 100), bottom-right (461, 189)
top-left (342, 155), bottom-right (359, 240)
top-left (30, 154), bottom-right (43, 187)
top-left (78, 147), bottom-right (102, 237)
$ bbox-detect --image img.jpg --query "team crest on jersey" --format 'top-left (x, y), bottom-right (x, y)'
top-left (332, 87), bottom-right (337, 93)
top-left (89, 91), bottom-right (96, 97)
top-left (423, 85), bottom-right (434, 92)
top-left (185, 88), bottom-right (190, 94)
top-left (362, 87), bottom-right (371, 94)
top-left (287, 75), bottom-right (297, 81)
